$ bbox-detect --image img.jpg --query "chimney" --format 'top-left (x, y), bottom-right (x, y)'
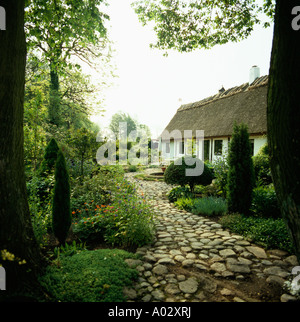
top-left (249, 65), bottom-right (260, 85)
top-left (219, 86), bottom-right (225, 94)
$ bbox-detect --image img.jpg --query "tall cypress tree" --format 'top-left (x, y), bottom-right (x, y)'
top-left (52, 149), bottom-right (71, 245)
top-left (227, 123), bottom-right (255, 215)
top-left (40, 138), bottom-right (59, 175)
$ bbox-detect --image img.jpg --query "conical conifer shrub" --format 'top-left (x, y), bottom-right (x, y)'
top-left (227, 123), bottom-right (255, 215)
top-left (40, 138), bottom-right (59, 175)
top-left (52, 149), bottom-right (71, 244)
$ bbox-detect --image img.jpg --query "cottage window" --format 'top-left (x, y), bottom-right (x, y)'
top-left (250, 139), bottom-right (254, 156)
top-left (204, 140), bottom-right (210, 161)
top-left (214, 140), bottom-right (223, 155)
top-left (179, 141), bottom-right (185, 154)
top-left (165, 143), bottom-right (170, 154)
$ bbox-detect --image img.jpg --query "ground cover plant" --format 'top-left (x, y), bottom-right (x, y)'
top-left (39, 248), bottom-right (139, 302)
top-left (219, 213), bottom-right (294, 253)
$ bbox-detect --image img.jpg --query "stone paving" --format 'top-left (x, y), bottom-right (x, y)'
top-left (123, 171), bottom-right (299, 302)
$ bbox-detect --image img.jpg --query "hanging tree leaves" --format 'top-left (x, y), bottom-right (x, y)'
top-left (132, 0), bottom-right (275, 53)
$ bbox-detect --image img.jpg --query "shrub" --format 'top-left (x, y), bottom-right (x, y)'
top-left (174, 197), bottom-right (195, 211)
top-left (128, 165), bottom-right (137, 172)
top-left (227, 123), bottom-right (255, 215)
top-left (39, 138), bottom-right (59, 176)
top-left (220, 213), bottom-right (294, 252)
top-left (251, 185), bottom-right (281, 218)
top-left (73, 178), bottom-right (155, 248)
top-left (212, 155), bottom-right (229, 197)
top-left (27, 175), bottom-right (52, 246)
top-left (52, 150), bottom-right (71, 245)
top-left (164, 156), bottom-right (214, 192)
top-left (253, 153), bottom-right (272, 186)
top-left (39, 249), bottom-right (139, 302)
top-left (192, 196), bottom-right (227, 216)
top-left (167, 186), bottom-right (193, 202)
top-left (194, 184), bottom-right (222, 197)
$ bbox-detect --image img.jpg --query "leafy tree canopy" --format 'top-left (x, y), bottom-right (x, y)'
top-left (132, 0), bottom-right (275, 53)
top-left (25, 0), bottom-right (110, 71)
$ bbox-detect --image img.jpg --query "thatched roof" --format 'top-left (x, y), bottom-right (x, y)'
top-left (161, 75), bottom-right (268, 140)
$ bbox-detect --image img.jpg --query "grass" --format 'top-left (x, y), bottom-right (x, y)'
top-left (39, 248), bottom-right (140, 302)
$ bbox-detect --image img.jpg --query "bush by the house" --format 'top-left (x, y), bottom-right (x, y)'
top-left (227, 123), bottom-right (255, 215)
top-left (167, 186), bottom-right (193, 202)
top-left (252, 149), bottom-right (272, 186)
top-left (251, 185), bottom-right (281, 218)
top-left (174, 197), bottom-right (195, 212)
top-left (212, 155), bottom-right (229, 197)
top-left (164, 156), bottom-right (214, 192)
top-left (192, 196), bottom-right (227, 216)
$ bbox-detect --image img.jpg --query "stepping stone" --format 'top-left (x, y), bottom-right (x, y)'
top-left (157, 257), bottom-right (176, 265)
top-left (152, 264), bottom-right (168, 275)
top-left (210, 262), bottom-right (226, 273)
top-left (151, 290), bottom-right (165, 301)
top-left (179, 278), bottom-right (199, 294)
top-left (165, 284), bottom-right (181, 295)
top-left (219, 249), bottom-right (236, 258)
top-left (226, 258), bottom-right (250, 274)
top-left (246, 246), bottom-right (267, 259)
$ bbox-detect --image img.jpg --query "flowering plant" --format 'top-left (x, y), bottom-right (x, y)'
top-left (73, 175), bottom-right (155, 248)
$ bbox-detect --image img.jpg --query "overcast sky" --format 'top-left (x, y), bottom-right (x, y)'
top-left (90, 0), bottom-right (274, 139)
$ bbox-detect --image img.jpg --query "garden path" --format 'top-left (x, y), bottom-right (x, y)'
top-left (124, 170), bottom-right (298, 302)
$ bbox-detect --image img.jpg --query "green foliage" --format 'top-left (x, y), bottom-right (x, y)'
top-left (27, 175), bottom-right (52, 246)
top-left (72, 170), bottom-right (155, 248)
top-left (251, 185), bottom-right (281, 218)
top-left (67, 128), bottom-right (99, 178)
top-left (252, 143), bottom-right (272, 186)
top-left (164, 156), bottom-right (214, 192)
top-left (212, 155), bottom-right (229, 197)
top-left (39, 138), bottom-right (59, 175)
top-left (192, 197), bottom-right (227, 216)
top-left (39, 249), bottom-right (139, 302)
top-left (25, 0), bottom-right (109, 71)
top-left (109, 112), bottom-right (137, 138)
top-left (226, 123), bottom-right (255, 215)
top-left (52, 150), bottom-right (71, 244)
top-left (52, 241), bottom-right (87, 260)
top-left (167, 186), bottom-right (193, 203)
top-left (132, 0), bottom-right (274, 53)
top-left (128, 165), bottom-right (138, 172)
top-left (174, 197), bottom-right (195, 212)
top-left (220, 213), bottom-right (294, 253)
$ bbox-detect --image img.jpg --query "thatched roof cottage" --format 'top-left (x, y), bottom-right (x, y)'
top-left (159, 67), bottom-right (268, 163)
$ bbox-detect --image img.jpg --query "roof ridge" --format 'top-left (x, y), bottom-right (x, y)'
top-left (178, 75), bottom-right (269, 112)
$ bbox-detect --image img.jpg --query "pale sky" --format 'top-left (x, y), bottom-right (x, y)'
top-left (90, 0), bottom-right (274, 139)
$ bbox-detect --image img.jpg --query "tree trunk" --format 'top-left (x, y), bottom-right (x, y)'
top-left (49, 62), bottom-right (61, 127)
top-left (0, 0), bottom-right (44, 296)
top-left (267, 0), bottom-right (300, 262)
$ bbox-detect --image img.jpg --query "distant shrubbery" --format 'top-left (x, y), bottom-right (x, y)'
top-left (164, 156), bottom-right (214, 192)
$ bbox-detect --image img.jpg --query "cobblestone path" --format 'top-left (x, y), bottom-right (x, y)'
top-left (123, 172), bottom-right (299, 302)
